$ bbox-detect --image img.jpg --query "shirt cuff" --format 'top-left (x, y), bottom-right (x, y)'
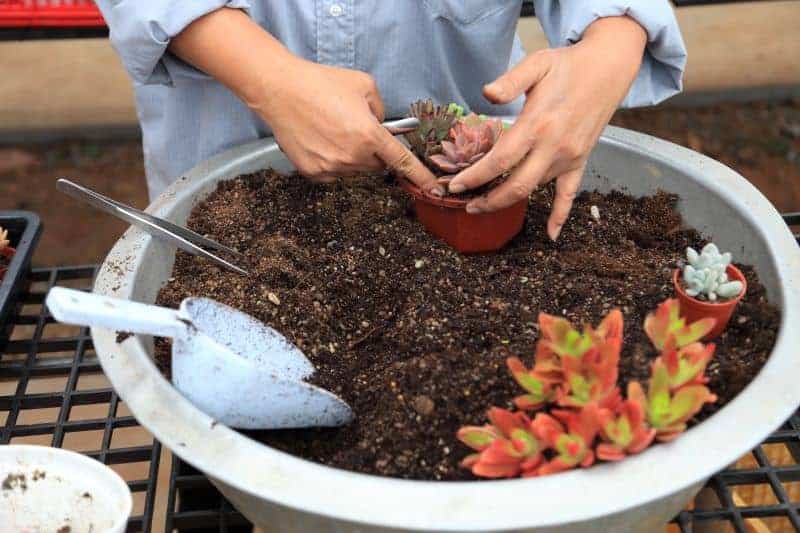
top-left (99, 0), bottom-right (251, 87)
top-left (536, 1), bottom-right (687, 107)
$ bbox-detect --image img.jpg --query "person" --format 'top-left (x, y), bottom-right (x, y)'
top-left (96, 1), bottom-right (685, 240)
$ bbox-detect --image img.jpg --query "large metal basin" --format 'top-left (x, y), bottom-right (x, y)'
top-left (92, 126), bottom-right (800, 532)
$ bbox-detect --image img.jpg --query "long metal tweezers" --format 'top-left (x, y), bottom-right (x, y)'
top-left (57, 178), bottom-right (249, 276)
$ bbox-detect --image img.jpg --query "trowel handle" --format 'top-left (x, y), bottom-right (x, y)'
top-left (46, 287), bottom-right (187, 339)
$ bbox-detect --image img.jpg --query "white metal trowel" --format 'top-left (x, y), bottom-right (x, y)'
top-left (46, 287), bottom-right (353, 430)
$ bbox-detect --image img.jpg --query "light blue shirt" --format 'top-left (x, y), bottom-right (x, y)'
top-left (96, 1), bottom-right (687, 199)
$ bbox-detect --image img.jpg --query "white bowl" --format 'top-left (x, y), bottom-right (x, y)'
top-left (0, 445), bottom-right (132, 533)
top-left (90, 127), bottom-right (800, 532)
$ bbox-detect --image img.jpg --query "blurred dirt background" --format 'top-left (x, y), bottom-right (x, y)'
top-left (0, 98), bottom-right (798, 267)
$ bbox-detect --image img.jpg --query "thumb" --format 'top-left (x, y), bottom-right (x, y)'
top-left (484, 50), bottom-right (553, 104)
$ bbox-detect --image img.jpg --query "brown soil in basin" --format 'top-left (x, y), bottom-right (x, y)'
top-left (154, 169), bottom-right (780, 481)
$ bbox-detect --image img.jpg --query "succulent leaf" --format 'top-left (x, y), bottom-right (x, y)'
top-left (596, 399), bottom-right (656, 461)
top-left (507, 357), bottom-right (555, 411)
top-left (542, 312), bottom-right (621, 409)
top-left (633, 361), bottom-right (717, 442)
top-left (0, 227), bottom-right (8, 250)
top-left (456, 407), bottom-right (542, 478)
top-left (487, 406), bottom-right (530, 437)
top-left (644, 298), bottom-right (716, 350)
top-left (539, 313), bottom-right (593, 358)
top-left (531, 405), bottom-right (600, 474)
top-left (659, 339), bottom-right (716, 390)
top-left (447, 102), bottom-right (465, 119)
top-left (456, 426), bottom-right (499, 451)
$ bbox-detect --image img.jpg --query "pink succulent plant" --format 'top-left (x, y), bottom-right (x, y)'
top-left (428, 114), bottom-right (504, 174)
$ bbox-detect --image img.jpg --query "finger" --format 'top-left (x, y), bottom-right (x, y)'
top-left (373, 126), bottom-right (444, 196)
top-left (465, 145), bottom-right (555, 214)
top-left (319, 153), bottom-right (384, 177)
top-left (340, 153), bottom-right (385, 174)
top-left (447, 123), bottom-right (533, 193)
top-left (483, 50), bottom-right (553, 104)
top-left (548, 166), bottom-right (584, 241)
top-left (359, 154), bottom-right (386, 173)
top-left (365, 86), bottom-right (386, 123)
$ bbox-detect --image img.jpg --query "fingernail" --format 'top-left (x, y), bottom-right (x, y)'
top-left (449, 182), bottom-right (466, 194)
top-left (466, 204), bottom-right (483, 215)
top-left (430, 186), bottom-right (445, 197)
top-left (549, 224), bottom-right (563, 241)
top-left (485, 82), bottom-right (504, 100)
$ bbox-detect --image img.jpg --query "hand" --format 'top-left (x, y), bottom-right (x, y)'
top-left (258, 60), bottom-right (441, 193)
top-left (170, 8), bottom-right (441, 194)
top-left (447, 16), bottom-right (647, 240)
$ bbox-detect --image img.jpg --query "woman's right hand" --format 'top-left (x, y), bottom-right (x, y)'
top-left (256, 60), bottom-right (439, 192)
top-left (170, 8), bottom-right (440, 194)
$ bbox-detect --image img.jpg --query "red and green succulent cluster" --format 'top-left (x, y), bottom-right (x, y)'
top-left (457, 299), bottom-right (718, 478)
top-left (405, 99), bottom-right (504, 176)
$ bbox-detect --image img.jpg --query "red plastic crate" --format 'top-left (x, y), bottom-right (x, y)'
top-left (0, 0), bottom-right (105, 28)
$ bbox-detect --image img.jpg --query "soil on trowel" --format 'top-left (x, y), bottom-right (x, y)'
top-left (155, 169), bottom-right (780, 481)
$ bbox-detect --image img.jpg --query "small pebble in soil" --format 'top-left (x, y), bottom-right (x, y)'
top-left (412, 395), bottom-right (435, 416)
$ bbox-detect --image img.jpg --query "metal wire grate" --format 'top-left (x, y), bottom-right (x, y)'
top-left (672, 411), bottom-right (800, 532)
top-left (165, 457), bottom-right (250, 533)
top-left (0, 265), bottom-right (160, 533)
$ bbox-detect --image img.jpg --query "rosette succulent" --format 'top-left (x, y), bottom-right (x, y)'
top-left (683, 243), bottom-right (744, 301)
top-left (428, 113), bottom-right (504, 174)
top-left (404, 100), bottom-right (504, 175)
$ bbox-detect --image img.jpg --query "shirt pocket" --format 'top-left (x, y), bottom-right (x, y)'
top-left (422, 0), bottom-right (519, 26)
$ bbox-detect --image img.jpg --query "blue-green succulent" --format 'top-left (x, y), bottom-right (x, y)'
top-left (682, 243), bottom-right (743, 302)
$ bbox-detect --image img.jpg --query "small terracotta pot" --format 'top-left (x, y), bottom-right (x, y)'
top-left (0, 246), bottom-right (15, 279)
top-left (673, 264), bottom-right (747, 340)
top-left (398, 179), bottom-right (527, 254)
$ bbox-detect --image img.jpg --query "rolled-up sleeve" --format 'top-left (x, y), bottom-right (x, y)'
top-left (533, 0), bottom-right (687, 107)
top-left (95, 0), bottom-right (251, 86)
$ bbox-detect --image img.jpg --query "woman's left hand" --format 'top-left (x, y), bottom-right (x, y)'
top-left (447, 16), bottom-right (648, 240)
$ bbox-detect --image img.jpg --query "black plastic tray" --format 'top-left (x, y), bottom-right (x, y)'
top-left (0, 211), bottom-right (42, 350)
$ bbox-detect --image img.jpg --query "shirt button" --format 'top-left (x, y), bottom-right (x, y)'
top-left (329, 3), bottom-right (343, 17)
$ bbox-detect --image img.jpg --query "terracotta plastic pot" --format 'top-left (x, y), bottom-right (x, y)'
top-left (0, 246), bottom-right (15, 278)
top-left (673, 265), bottom-right (747, 340)
top-left (398, 178), bottom-right (527, 254)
